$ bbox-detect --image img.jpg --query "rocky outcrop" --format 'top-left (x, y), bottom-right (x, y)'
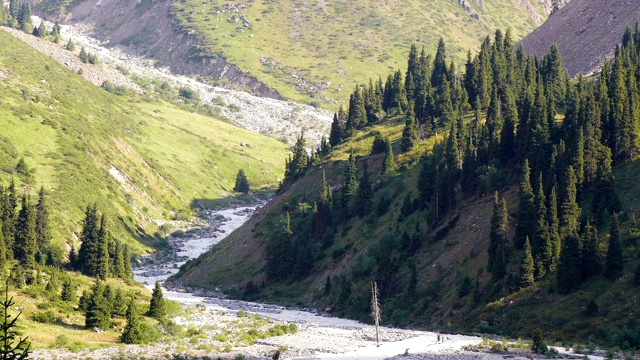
top-left (520, 0), bottom-right (640, 77)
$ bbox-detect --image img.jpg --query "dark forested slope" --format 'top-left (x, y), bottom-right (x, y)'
top-left (173, 27), bottom-right (640, 347)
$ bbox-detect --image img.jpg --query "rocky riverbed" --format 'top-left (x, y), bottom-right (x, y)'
top-left (30, 201), bottom-right (600, 359)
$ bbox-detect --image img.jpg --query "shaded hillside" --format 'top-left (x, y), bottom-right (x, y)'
top-left (520, 0), bottom-right (640, 77)
top-left (173, 26), bottom-right (640, 348)
top-left (34, 0), bottom-right (554, 107)
top-left (0, 29), bottom-right (289, 260)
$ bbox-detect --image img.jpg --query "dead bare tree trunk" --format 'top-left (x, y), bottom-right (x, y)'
top-left (371, 281), bottom-right (381, 347)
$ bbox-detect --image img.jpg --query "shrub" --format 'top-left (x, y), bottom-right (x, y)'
top-left (30, 310), bottom-right (57, 324)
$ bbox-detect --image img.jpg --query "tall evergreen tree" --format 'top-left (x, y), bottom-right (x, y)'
top-left (148, 280), bottom-right (166, 320)
top-left (381, 140), bottom-right (396, 175)
top-left (557, 232), bottom-right (582, 294)
top-left (514, 160), bottom-right (535, 249)
top-left (520, 237), bottom-right (535, 288)
top-left (604, 213), bottom-right (624, 280)
top-left (559, 166), bottom-right (580, 237)
top-left (14, 195), bottom-right (36, 269)
top-left (35, 187), bottom-right (50, 263)
top-left (488, 193), bottom-right (509, 279)
top-left (581, 221), bottom-right (601, 279)
top-left (121, 299), bottom-right (144, 344)
top-left (78, 204), bottom-right (100, 276)
top-left (355, 162), bottom-right (372, 217)
top-left (329, 113), bottom-right (343, 147)
top-left (400, 107), bottom-right (420, 152)
top-left (233, 169), bottom-right (250, 194)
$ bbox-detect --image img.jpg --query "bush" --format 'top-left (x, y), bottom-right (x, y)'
top-left (30, 310), bottom-right (57, 324)
top-left (178, 87), bottom-right (199, 102)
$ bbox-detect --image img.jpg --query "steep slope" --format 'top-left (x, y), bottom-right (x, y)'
top-left (172, 26), bottom-right (640, 348)
top-left (0, 29), bottom-right (290, 259)
top-left (520, 0), bottom-right (640, 77)
top-left (34, 0), bottom-right (555, 107)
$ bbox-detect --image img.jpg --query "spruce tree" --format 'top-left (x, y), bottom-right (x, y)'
top-left (560, 166), bottom-right (580, 237)
top-left (123, 244), bottom-right (132, 279)
top-left (342, 151), bottom-right (358, 211)
top-left (604, 213), bottom-right (624, 280)
top-left (65, 39), bottom-right (75, 51)
top-left (557, 233), bottom-right (582, 294)
top-left (329, 113), bottom-right (342, 147)
top-left (0, 223), bottom-right (5, 269)
top-left (400, 107), bottom-right (419, 152)
top-left (488, 193), bottom-right (508, 279)
top-left (36, 21), bottom-right (46, 38)
top-left (233, 169), bottom-right (250, 194)
top-left (85, 282), bottom-right (111, 330)
top-left (78, 205), bottom-right (100, 276)
top-left (148, 281), bottom-right (166, 320)
top-left (61, 279), bottom-right (77, 302)
top-left (355, 162), bottom-right (372, 217)
top-left (35, 187), bottom-right (50, 263)
top-left (14, 195), bottom-right (36, 269)
top-left (121, 299), bottom-right (144, 344)
top-left (520, 237), bottom-right (535, 288)
top-left (381, 140), bottom-right (396, 175)
top-left (514, 160), bottom-right (535, 249)
top-left (581, 221), bottom-right (601, 279)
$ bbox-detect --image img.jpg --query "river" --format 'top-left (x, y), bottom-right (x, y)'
top-left (131, 203), bottom-right (595, 360)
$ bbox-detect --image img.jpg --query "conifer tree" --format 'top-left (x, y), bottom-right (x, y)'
top-left (233, 169), bottom-right (250, 194)
top-left (520, 237), bottom-right (535, 288)
top-left (2, 181), bottom-right (17, 261)
top-left (400, 107), bottom-right (419, 152)
top-left (61, 278), bottom-right (77, 302)
top-left (36, 21), bottom-right (46, 38)
top-left (78, 204), bottom-right (100, 276)
top-left (329, 113), bottom-right (342, 147)
top-left (581, 221), bottom-right (601, 279)
top-left (65, 39), bottom-right (75, 51)
top-left (16, 3), bottom-right (31, 32)
top-left (547, 186), bottom-right (561, 268)
top-left (9, 0), bottom-right (19, 19)
top-left (35, 187), bottom-right (50, 263)
top-left (113, 240), bottom-right (126, 278)
top-left (560, 166), bottom-right (580, 237)
top-left (0, 222), bottom-right (5, 269)
top-left (488, 193), bottom-right (508, 279)
top-left (14, 195), bottom-right (36, 269)
top-left (514, 160), bottom-right (535, 249)
top-left (342, 151), bottom-right (359, 212)
top-left (148, 281), bottom-right (166, 320)
top-left (604, 213), bottom-right (624, 280)
top-left (355, 162), bottom-right (372, 217)
top-left (97, 234), bottom-right (109, 281)
top-left (381, 140), bottom-right (396, 175)
top-left (557, 232), bottom-right (582, 294)
top-left (121, 299), bottom-right (144, 344)
top-left (123, 244), bottom-right (132, 279)
top-left (533, 173), bottom-right (553, 273)
top-left (85, 282), bottom-right (111, 330)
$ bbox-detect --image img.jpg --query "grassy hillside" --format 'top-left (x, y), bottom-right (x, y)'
top-left (169, 0), bottom-right (547, 106)
top-left (0, 29), bottom-right (290, 258)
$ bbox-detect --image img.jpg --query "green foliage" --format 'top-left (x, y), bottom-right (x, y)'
top-left (0, 281), bottom-right (31, 359)
top-left (520, 237), bottom-right (535, 288)
top-left (148, 280), bottom-right (166, 320)
top-left (234, 169), bottom-right (250, 194)
top-left (605, 213), bottom-right (624, 280)
top-left (531, 328), bottom-right (547, 354)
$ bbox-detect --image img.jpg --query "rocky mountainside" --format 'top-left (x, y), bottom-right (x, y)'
top-left (520, 0), bottom-right (640, 77)
top-left (34, 0), bottom-right (557, 107)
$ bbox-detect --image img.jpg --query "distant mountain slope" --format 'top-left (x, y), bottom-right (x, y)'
top-left (0, 29), bottom-right (289, 259)
top-left (35, 0), bottom-right (555, 107)
top-left (520, 0), bottom-right (640, 77)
